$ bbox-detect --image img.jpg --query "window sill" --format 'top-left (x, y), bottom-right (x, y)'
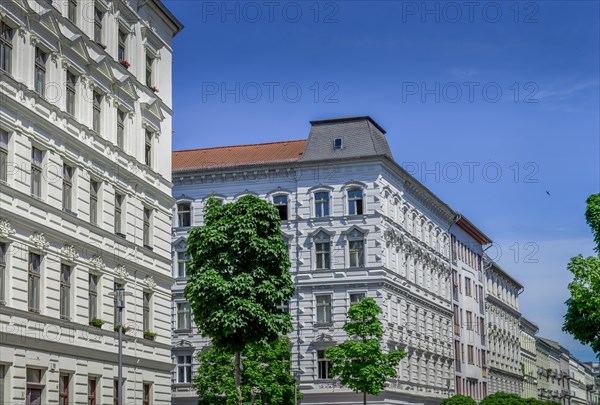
top-left (28, 308), bottom-right (40, 314)
top-left (174, 328), bottom-right (193, 334)
top-left (314, 322), bottom-right (333, 328)
top-left (115, 232), bottom-right (126, 239)
top-left (30, 194), bottom-right (43, 202)
top-left (143, 244), bottom-right (153, 251)
top-left (62, 208), bottom-right (77, 217)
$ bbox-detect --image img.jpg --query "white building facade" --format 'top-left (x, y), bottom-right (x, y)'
top-left (0, 0), bottom-right (182, 403)
top-left (484, 259), bottom-right (523, 396)
top-left (520, 317), bottom-right (539, 399)
top-left (170, 116), bottom-right (496, 405)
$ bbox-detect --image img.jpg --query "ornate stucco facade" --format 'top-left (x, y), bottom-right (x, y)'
top-left (170, 116), bottom-right (496, 404)
top-left (0, 0), bottom-right (182, 403)
top-left (520, 317), bottom-right (539, 399)
top-left (485, 259), bottom-right (523, 396)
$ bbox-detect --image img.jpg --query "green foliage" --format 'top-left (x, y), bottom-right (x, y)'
top-left (195, 338), bottom-right (297, 405)
top-left (184, 195), bottom-right (294, 353)
top-left (480, 392), bottom-right (523, 405)
top-left (89, 317), bottom-right (105, 328)
top-left (563, 194), bottom-right (600, 358)
top-left (440, 394), bottom-right (477, 405)
top-left (326, 298), bottom-right (406, 400)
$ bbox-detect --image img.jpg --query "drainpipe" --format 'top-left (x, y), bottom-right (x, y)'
top-left (447, 213), bottom-right (461, 395)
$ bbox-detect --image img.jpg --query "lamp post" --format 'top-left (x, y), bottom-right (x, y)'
top-left (109, 286), bottom-right (131, 405)
top-left (292, 369), bottom-right (301, 405)
top-left (446, 378), bottom-right (451, 398)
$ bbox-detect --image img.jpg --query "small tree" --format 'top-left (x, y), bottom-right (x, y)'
top-left (563, 194), bottom-right (600, 358)
top-left (195, 337), bottom-right (296, 405)
top-left (441, 394), bottom-right (477, 405)
top-left (185, 195), bottom-right (295, 404)
top-left (480, 392), bottom-right (523, 405)
top-left (326, 298), bottom-right (406, 405)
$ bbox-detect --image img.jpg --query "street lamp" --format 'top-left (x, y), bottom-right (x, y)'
top-left (108, 286), bottom-right (132, 405)
top-left (446, 378), bottom-right (452, 398)
top-left (292, 369), bottom-right (301, 404)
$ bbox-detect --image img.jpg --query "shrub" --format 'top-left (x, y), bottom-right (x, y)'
top-left (441, 394), bottom-right (478, 405)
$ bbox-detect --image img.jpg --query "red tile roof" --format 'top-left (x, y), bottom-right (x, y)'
top-left (172, 140), bottom-right (306, 172)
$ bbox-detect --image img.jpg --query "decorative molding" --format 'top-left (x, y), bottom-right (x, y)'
top-left (142, 275), bottom-right (156, 290)
top-left (60, 244), bottom-right (79, 263)
top-left (0, 219), bottom-right (16, 240)
top-left (29, 232), bottom-right (50, 252)
top-left (114, 265), bottom-right (129, 282)
top-left (89, 256), bottom-right (105, 272)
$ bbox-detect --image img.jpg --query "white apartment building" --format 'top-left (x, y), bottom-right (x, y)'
top-left (520, 317), bottom-right (539, 399)
top-left (484, 258), bottom-right (523, 395)
top-left (170, 116), bottom-right (495, 404)
top-left (450, 222), bottom-right (491, 401)
top-left (0, 0), bottom-right (182, 403)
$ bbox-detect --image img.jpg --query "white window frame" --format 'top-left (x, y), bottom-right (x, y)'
top-left (314, 191), bottom-right (330, 218)
top-left (28, 252), bottom-right (41, 313)
top-left (176, 201), bottom-right (191, 228)
top-left (0, 129), bottom-right (8, 184)
top-left (315, 294), bottom-right (332, 325)
top-left (273, 194), bottom-right (289, 221)
top-left (60, 263), bottom-right (72, 320)
top-left (347, 188), bottom-right (364, 216)
top-left (176, 301), bottom-right (191, 331)
top-left (176, 354), bottom-right (192, 384)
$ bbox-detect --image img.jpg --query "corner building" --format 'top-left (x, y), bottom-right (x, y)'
top-left (170, 116), bottom-right (492, 405)
top-left (0, 0), bottom-right (182, 403)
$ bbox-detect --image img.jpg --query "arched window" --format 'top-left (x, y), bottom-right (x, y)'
top-left (347, 188), bottom-right (364, 215)
top-left (314, 191), bottom-right (330, 217)
top-left (273, 194), bottom-right (289, 221)
top-left (176, 202), bottom-right (191, 227)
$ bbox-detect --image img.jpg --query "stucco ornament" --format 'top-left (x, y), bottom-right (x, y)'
top-left (142, 275), bottom-right (156, 290)
top-left (61, 244), bottom-right (79, 262)
top-left (29, 232), bottom-right (50, 251)
top-left (114, 265), bottom-right (129, 281)
top-left (89, 256), bottom-right (105, 272)
top-left (0, 219), bottom-right (16, 240)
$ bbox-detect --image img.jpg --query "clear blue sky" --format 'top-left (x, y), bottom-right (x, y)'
top-left (165, 0), bottom-right (600, 360)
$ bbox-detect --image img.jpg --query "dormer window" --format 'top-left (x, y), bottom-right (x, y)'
top-left (333, 138), bottom-right (342, 149)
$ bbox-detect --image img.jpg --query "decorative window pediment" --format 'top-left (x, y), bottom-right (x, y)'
top-left (0, 219), bottom-right (16, 241)
top-left (142, 275), bottom-right (156, 291)
top-left (311, 228), bottom-right (333, 241)
top-left (89, 256), bottom-right (105, 273)
top-left (29, 232), bottom-right (50, 253)
top-left (60, 243), bottom-right (79, 263)
top-left (114, 265), bottom-right (129, 283)
top-left (173, 237), bottom-right (187, 252)
top-left (343, 225), bottom-right (367, 241)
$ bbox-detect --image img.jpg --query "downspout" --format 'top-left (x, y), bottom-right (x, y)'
top-left (447, 213), bottom-right (461, 396)
top-left (294, 166), bottom-right (302, 400)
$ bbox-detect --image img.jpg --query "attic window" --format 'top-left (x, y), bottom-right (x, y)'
top-left (333, 138), bottom-right (343, 150)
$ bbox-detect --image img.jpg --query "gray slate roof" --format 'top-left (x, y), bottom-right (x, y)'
top-left (301, 116), bottom-right (394, 162)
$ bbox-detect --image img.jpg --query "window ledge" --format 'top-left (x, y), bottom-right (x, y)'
top-left (143, 244), bottom-right (154, 251)
top-left (62, 208), bottom-right (78, 217)
top-left (314, 322), bottom-right (333, 328)
top-left (174, 328), bottom-right (193, 334)
top-left (115, 232), bottom-right (126, 239)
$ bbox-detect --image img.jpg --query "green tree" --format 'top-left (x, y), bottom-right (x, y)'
top-left (184, 195), bottom-right (295, 404)
top-left (441, 394), bottom-right (477, 405)
top-left (326, 297), bottom-right (406, 405)
top-left (480, 392), bottom-right (523, 405)
top-left (563, 194), bottom-right (600, 358)
top-left (195, 337), bottom-right (297, 405)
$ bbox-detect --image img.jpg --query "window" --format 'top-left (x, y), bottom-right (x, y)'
top-left (145, 131), bottom-right (152, 167)
top-left (28, 253), bottom-right (41, 312)
top-left (315, 295), bottom-right (332, 324)
top-left (314, 192), bottom-right (330, 217)
top-left (118, 30), bottom-right (127, 61)
top-left (177, 252), bottom-right (190, 278)
top-left (467, 345), bottom-right (474, 364)
top-left (0, 365), bottom-right (5, 403)
top-left (60, 264), bottom-right (71, 320)
top-left (116, 110), bottom-right (125, 149)
top-left (465, 277), bottom-right (472, 296)
top-left (92, 91), bottom-right (102, 133)
top-left (26, 368), bottom-right (44, 405)
top-left (89, 273), bottom-right (98, 321)
top-left (145, 55), bottom-right (153, 87)
top-left (88, 378), bottom-right (97, 405)
top-left (333, 138), bottom-right (342, 149)
top-left (349, 240), bottom-right (364, 268)
top-left (317, 350), bottom-right (332, 379)
top-left (66, 71), bottom-right (76, 115)
top-left (273, 195), bottom-right (288, 220)
top-left (0, 242), bottom-right (6, 304)
top-left (115, 193), bottom-right (124, 236)
top-left (177, 355), bottom-right (192, 383)
top-left (466, 311), bottom-right (473, 330)
top-left (143, 207), bottom-right (152, 247)
top-left (67, 0), bottom-right (77, 23)
top-left (276, 300), bottom-right (290, 314)
top-left (113, 379), bottom-right (119, 405)
top-left (314, 231), bottom-right (331, 270)
top-left (90, 180), bottom-right (99, 224)
top-left (347, 189), bottom-right (363, 215)
top-left (0, 129), bottom-right (8, 183)
top-left (177, 302), bottom-right (191, 330)
top-left (177, 202), bottom-right (190, 227)
top-left (59, 373), bottom-right (69, 405)
top-left (453, 304), bottom-right (459, 326)
top-left (143, 383), bottom-right (151, 405)
top-left (94, 7), bottom-right (103, 44)
top-left (0, 22), bottom-right (13, 73)
top-left (349, 292), bottom-right (365, 305)
top-left (143, 291), bottom-right (151, 332)
top-left (31, 147), bottom-right (42, 198)
top-left (62, 164), bottom-right (74, 212)
top-left (34, 48), bottom-right (47, 96)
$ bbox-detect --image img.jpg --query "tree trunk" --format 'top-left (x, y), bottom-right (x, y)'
top-left (235, 351), bottom-right (242, 405)
top-left (363, 390), bottom-right (367, 405)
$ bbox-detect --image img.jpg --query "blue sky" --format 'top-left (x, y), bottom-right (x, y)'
top-left (165, 0), bottom-right (600, 360)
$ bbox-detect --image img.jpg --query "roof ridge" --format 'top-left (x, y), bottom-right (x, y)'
top-left (173, 139), bottom-right (306, 154)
